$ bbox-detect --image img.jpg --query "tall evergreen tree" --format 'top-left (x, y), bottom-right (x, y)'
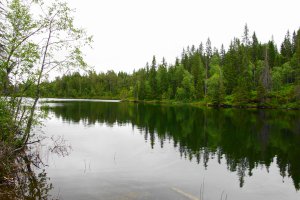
top-left (204, 38), bottom-right (212, 97)
top-left (281, 30), bottom-right (293, 62)
top-left (292, 31), bottom-right (297, 55)
top-left (220, 44), bottom-right (226, 66)
top-left (191, 52), bottom-right (205, 98)
top-left (261, 47), bottom-right (272, 91)
top-left (268, 39), bottom-right (276, 68)
top-left (295, 29), bottom-right (300, 82)
top-left (251, 32), bottom-right (259, 63)
top-left (251, 32), bottom-right (260, 86)
top-left (242, 23), bottom-right (250, 46)
top-left (199, 42), bottom-right (204, 56)
top-left (149, 56), bottom-right (157, 99)
top-left (157, 58), bottom-right (168, 98)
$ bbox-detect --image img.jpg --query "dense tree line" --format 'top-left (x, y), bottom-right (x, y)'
top-left (38, 25), bottom-right (300, 107)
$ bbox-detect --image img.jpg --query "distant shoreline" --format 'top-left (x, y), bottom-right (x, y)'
top-left (38, 97), bottom-right (300, 110)
top-left (121, 99), bottom-right (300, 110)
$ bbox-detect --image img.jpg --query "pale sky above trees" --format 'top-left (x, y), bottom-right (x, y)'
top-left (68, 0), bottom-right (300, 73)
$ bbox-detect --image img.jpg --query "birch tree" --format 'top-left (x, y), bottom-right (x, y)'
top-left (0, 0), bottom-right (92, 150)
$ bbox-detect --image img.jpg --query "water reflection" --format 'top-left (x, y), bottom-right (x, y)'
top-left (42, 101), bottom-right (300, 190)
top-left (0, 151), bottom-right (53, 199)
top-left (0, 135), bottom-right (71, 199)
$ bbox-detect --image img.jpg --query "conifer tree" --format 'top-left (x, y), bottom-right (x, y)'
top-left (295, 29), bottom-right (300, 83)
top-left (242, 23), bottom-right (250, 46)
top-left (297, 29), bottom-right (300, 62)
top-left (268, 39), bottom-right (276, 69)
top-left (262, 47), bottom-right (272, 90)
top-left (281, 30), bottom-right (293, 62)
top-left (149, 56), bottom-right (157, 99)
top-left (220, 44), bottom-right (226, 66)
top-left (204, 38), bottom-right (212, 97)
top-left (292, 31), bottom-right (297, 55)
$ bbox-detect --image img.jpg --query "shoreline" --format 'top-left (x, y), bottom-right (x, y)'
top-left (122, 99), bottom-right (300, 110)
top-left (38, 96), bottom-right (300, 110)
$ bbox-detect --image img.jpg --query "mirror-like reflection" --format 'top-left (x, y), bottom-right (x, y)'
top-left (0, 131), bottom-right (71, 199)
top-left (0, 149), bottom-right (54, 199)
top-left (42, 101), bottom-right (300, 190)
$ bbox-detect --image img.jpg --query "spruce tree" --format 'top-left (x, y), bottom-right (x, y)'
top-left (295, 29), bottom-right (300, 103)
top-left (262, 47), bottom-right (272, 90)
top-left (268, 40), bottom-right (276, 69)
top-left (199, 42), bottom-right (204, 56)
top-left (242, 23), bottom-right (250, 46)
top-left (220, 44), bottom-right (226, 66)
top-left (281, 30), bottom-right (293, 62)
top-left (296, 29), bottom-right (300, 68)
top-left (204, 38), bottom-right (212, 97)
top-left (149, 56), bottom-right (157, 99)
top-left (292, 31), bottom-right (297, 55)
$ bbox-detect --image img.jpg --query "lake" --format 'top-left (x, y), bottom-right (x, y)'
top-left (39, 99), bottom-right (300, 200)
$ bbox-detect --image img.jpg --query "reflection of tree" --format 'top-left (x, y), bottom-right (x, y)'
top-left (0, 136), bottom-right (71, 199)
top-left (0, 152), bottom-right (53, 200)
top-left (43, 101), bottom-right (300, 190)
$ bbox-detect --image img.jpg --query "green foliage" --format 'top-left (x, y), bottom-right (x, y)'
top-left (207, 65), bottom-right (225, 105)
top-left (0, 0), bottom-right (92, 153)
top-left (272, 67), bottom-right (283, 91)
top-left (233, 76), bottom-right (251, 105)
top-left (156, 63), bottom-right (168, 99)
top-left (175, 87), bottom-right (186, 101)
top-left (0, 100), bottom-right (13, 142)
top-left (257, 81), bottom-right (267, 104)
top-left (18, 25), bottom-right (300, 108)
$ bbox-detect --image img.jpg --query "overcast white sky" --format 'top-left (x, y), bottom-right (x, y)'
top-left (67, 0), bottom-right (299, 73)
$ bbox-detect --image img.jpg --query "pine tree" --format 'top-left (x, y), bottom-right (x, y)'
top-left (258, 47), bottom-right (274, 103)
top-left (260, 47), bottom-right (272, 92)
top-left (204, 38), bottom-right (212, 97)
top-left (281, 30), bottom-right (293, 62)
top-left (157, 58), bottom-right (168, 99)
top-left (199, 42), bottom-right (204, 56)
top-left (242, 23), bottom-right (250, 46)
top-left (268, 39), bottom-right (276, 68)
top-left (295, 29), bottom-right (300, 83)
top-left (149, 56), bottom-right (157, 99)
top-left (220, 44), bottom-right (225, 66)
top-left (175, 57), bottom-right (180, 66)
top-left (297, 29), bottom-right (300, 63)
top-left (205, 38), bottom-right (212, 58)
top-left (207, 66), bottom-right (225, 105)
top-left (233, 76), bottom-right (250, 105)
top-left (223, 40), bottom-right (238, 94)
top-left (292, 31), bottom-right (297, 55)
top-left (146, 62), bottom-right (150, 79)
top-left (251, 32), bottom-right (260, 87)
top-left (251, 32), bottom-right (259, 64)
top-left (191, 52), bottom-right (205, 99)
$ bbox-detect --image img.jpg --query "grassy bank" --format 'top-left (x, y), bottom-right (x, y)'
top-left (38, 93), bottom-right (300, 109)
top-left (121, 97), bottom-right (300, 110)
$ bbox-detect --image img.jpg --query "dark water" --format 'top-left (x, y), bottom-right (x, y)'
top-left (40, 100), bottom-right (300, 200)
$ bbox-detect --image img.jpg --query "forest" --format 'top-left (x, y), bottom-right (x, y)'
top-left (32, 25), bottom-right (300, 108)
top-left (1, 0), bottom-right (300, 198)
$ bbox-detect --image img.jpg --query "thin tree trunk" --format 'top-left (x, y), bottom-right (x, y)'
top-left (15, 23), bottom-right (52, 152)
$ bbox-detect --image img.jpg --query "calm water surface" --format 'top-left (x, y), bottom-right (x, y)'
top-left (40, 100), bottom-right (300, 200)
